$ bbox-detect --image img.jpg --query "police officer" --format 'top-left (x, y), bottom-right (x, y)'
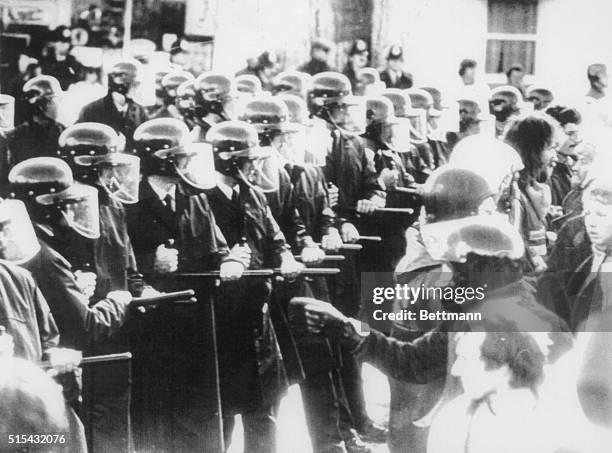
top-left (77, 60), bottom-right (149, 147)
top-left (406, 88), bottom-right (450, 168)
top-left (40, 26), bottom-right (81, 90)
top-left (206, 120), bottom-right (303, 452)
top-left (56, 122), bottom-right (153, 452)
top-left (191, 72), bottom-right (237, 139)
top-left (8, 157), bottom-right (132, 352)
top-left (308, 71), bottom-right (388, 445)
top-left (1, 75), bottom-right (65, 173)
top-left (361, 95), bottom-right (417, 270)
top-left (343, 40), bottom-right (369, 94)
top-left (379, 45), bottom-right (413, 90)
top-left (489, 85), bottom-right (523, 137)
top-left (381, 88), bottom-right (431, 184)
top-left (126, 117), bottom-right (233, 452)
top-left (150, 71), bottom-right (195, 120)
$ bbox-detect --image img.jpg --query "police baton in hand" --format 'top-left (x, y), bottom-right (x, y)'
top-left (38, 352), bottom-right (133, 369)
top-left (130, 290), bottom-right (196, 308)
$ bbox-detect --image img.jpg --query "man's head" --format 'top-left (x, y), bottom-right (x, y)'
top-left (526, 86), bottom-right (554, 111)
top-left (22, 75), bottom-right (62, 121)
top-left (503, 113), bottom-right (558, 184)
top-left (451, 331), bottom-right (545, 399)
top-left (588, 63), bottom-right (608, 92)
top-left (386, 45), bottom-right (404, 72)
top-left (506, 64), bottom-right (525, 87)
top-left (583, 179), bottom-right (612, 251)
top-left (348, 39), bottom-right (369, 70)
top-left (50, 26), bottom-right (72, 57)
top-left (459, 59), bottom-right (477, 85)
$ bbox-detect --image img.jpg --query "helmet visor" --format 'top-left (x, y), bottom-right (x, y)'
top-left (37, 183), bottom-right (100, 239)
top-left (174, 142), bottom-right (217, 190)
top-left (276, 127), bottom-right (307, 165)
top-left (238, 147), bottom-right (280, 193)
top-left (0, 199), bottom-right (40, 264)
top-left (95, 154), bottom-right (141, 204)
top-left (381, 118), bottom-right (413, 153)
top-left (408, 110), bottom-right (428, 144)
top-left (334, 98), bottom-right (366, 135)
top-left (304, 121), bottom-right (331, 167)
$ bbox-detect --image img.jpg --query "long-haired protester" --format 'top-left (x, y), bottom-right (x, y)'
top-left (504, 113), bottom-right (559, 274)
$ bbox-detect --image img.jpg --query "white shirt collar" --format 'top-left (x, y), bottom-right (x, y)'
top-left (148, 175), bottom-right (176, 202)
top-left (216, 172), bottom-right (239, 200)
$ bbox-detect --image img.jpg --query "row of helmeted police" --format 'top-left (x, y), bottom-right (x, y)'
top-left (0, 49), bottom-right (612, 453)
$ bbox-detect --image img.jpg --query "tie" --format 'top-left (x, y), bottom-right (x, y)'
top-left (164, 193), bottom-right (175, 214)
top-left (231, 186), bottom-right (240, 206)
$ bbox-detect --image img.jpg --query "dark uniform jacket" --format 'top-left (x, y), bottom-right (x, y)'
top-left (125, 179), bottom-right (229, 452)
top-left (77, 94), bottom-right (148, 149)
top-left (207, 183), bottom-right (290, 413)
top-left (324, 130), bottom-right (385, 225)
top-left (23, 230), bottom-right (128, 351)
top-left (0, 261), bottom-right (59, 361)
top-left (379, 69), bottom-right (413, 89)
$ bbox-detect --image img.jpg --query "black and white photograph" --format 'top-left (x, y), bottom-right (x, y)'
top-left (1, 0), bottom-right (612, 452)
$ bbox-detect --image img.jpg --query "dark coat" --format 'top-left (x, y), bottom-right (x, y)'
top-left (125, 179), bottom-right (228, 451)
top-left (538, 215), bottom-right (590, 324)
top-left (0, 260), bottom-right (59, 361)
top-left (77, 94), bottom-right (148, 148)
top-left (23, 232), bottom-right (128, 351)
top-left (207, 184), bottom-right (290, 413)
top-left (379, 69), bottom-right (413, 89)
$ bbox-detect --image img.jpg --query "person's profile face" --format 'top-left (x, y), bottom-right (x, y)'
top-left (584, 199), bottom-right (612, 250)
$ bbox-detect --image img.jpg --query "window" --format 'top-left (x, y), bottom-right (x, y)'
top-left (485, 0), bottom-right (538, 75)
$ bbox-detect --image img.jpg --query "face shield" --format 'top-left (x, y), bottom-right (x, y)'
top-left (237, 147), bottom-right (281, 193)
top-left (304, 119), bottom-right (332, 167)
top-left (381, 117), bottom-right (413, 153)
top-left (36, 183), bottom-right (100, 239)
top-left (274, 127), bottom-right (307, 165)
top-left (171, 143), bottom-right (217, 190)
top-left (408, 109), bottom-right (428, 145)
top-left (330, 97), bottom-right (366, 136)
top-left (0, 199), bottom-right (40, 264)
top-left (81, 153), bottom-right (141, 204)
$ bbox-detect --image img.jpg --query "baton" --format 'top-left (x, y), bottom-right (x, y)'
top-left (314, 242), bottom-right (363, 251)
top-left (130, 290), bottom-right (196, 307)
top-left (174, 268), bottom-right (341, 278)
top-left (347, 207), bottom-right (415, 215)
top-left (386, 186), bottom-right (422, 195)
top-left (39, 352), bottom-right (133, 369)
top-left (294, 254), bottom-right (345, 262)
top-left (357, 236), bottom-right (382, 242)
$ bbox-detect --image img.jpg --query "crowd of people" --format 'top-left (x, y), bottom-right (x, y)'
top-left (1, 24), bottom-right (612, 453)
